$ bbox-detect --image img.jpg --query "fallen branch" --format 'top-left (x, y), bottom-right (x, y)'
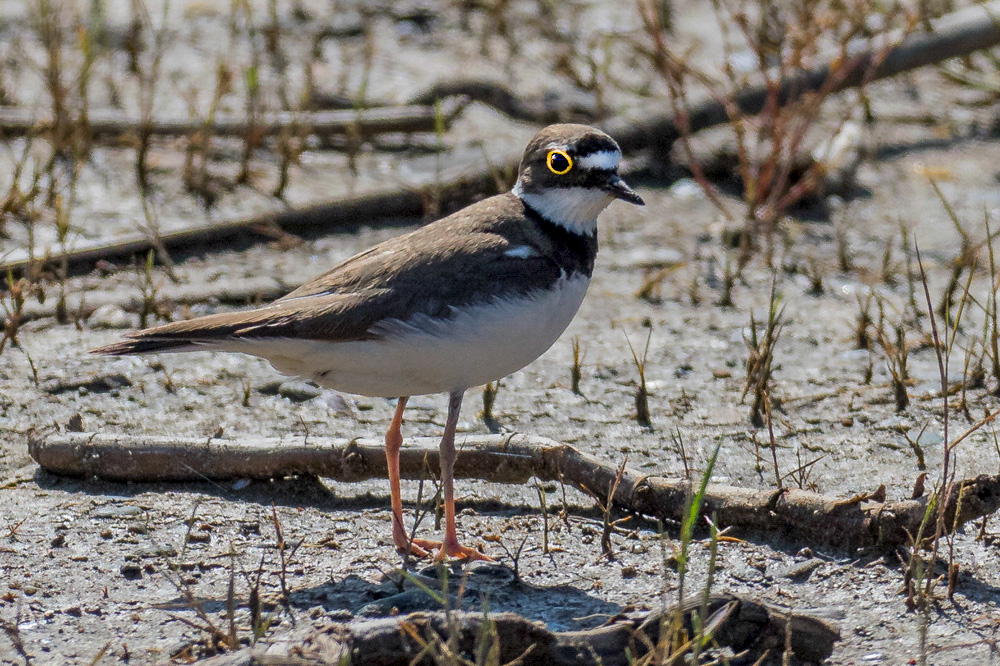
top-left (312, 79), bottom-right (599, 123)
top-left (0, 167), bottom-right (501, 277)
top-left (408, 78), bottom-right (599, 123)
top-left (15, 276), bottom-right (289, 325)
top-left (195, 593), bottom-right (839, 666)
top-left (4, 1), bottom-right (999, 278)
top-left (29, 433), bottom-right (1000, 550)
top-left (0, 98), bottom-right (467, 140)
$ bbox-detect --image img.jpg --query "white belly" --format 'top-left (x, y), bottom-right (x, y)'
top-left (230, 274), bottom-right (590, 397)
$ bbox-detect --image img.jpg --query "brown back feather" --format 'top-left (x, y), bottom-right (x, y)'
top-left (93, 192), bottom-right (578, 355)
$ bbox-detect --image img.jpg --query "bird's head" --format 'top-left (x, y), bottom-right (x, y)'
top-left (513, 124), bottom-right (643, 235)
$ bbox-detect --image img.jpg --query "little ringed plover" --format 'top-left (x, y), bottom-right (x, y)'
top-left (94, 123), bottom-right (644, 561)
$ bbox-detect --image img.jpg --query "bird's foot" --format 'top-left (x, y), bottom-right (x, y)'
top-left (433, 539), bottom-right (494, 562)
top-left (395, 531), bottom-right (491, 561)
top-left (393, 534), bottom-right (441, 559)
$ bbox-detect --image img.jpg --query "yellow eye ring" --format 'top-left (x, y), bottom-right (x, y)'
top-left (546, 149), bottom-right (573, 175)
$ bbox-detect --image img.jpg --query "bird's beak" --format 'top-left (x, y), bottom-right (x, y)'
top-left (603, 173), bottom-right (644, 205)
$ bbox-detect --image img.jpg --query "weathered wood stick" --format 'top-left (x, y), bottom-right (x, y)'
top-left (408, 78), bottom-right (599, 123)
top-left (0, 98), bottom-right (467, 139)
top-left (195, 593), bottom-right (839, 666)
top-left (313, 79), bottom-right (598, 123)
top-left (29, 433), bottom-right (1000, 550)
top-left (0, 165), bottom-right (506, 278)
top-left (17, 276), bottom-right (290, 324)
top-left (4, 1), bottom-right (998, 279)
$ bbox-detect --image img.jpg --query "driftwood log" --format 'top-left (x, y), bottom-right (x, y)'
top-left (29, 433), bottom-right (1000, 551)
top-left (0, 99), bottom-right (467, 140)
top-left (0, 164), bottom-right (504, 278)
top-left (312, 79), bottom-right (599, 123)
top-left (196, 593), bottom-right (839, 665)
top-left (17, 276), bottom-right (290, 325)
top-left (4, 1), bottom-right (1000, 279)
top-left (408, 78), bottom-right (599, 123)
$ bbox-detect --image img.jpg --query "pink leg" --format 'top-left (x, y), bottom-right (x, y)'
top-left (384, 397), bottom-right (439, 558)
top-left (435, 390), bottom-right (493, 561)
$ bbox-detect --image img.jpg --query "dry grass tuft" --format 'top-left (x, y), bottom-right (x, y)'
top-left (742, 276), bottom-right (783, 427)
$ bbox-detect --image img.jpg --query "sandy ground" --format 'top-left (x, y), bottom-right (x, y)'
top-left (3, 1), bottom-right (1000, 664)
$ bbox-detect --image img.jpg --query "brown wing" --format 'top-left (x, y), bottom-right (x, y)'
top-left (94, 193), bottom-right (565, 355)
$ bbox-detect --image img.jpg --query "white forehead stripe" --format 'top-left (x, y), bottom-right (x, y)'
top-left (577, 150), bottom-right (621, 171)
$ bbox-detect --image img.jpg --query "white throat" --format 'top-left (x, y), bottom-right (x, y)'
top-left (513, 183), bottom-right (612, 236)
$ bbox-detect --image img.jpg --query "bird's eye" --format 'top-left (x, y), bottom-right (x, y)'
top-left (546, 150), bottom-right (573, 175)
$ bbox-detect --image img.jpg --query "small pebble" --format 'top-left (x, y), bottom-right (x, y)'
top-left (668, 178), bottom-right (702, 198)
top-left (729, 563), bottom-right (765, 583)
top-left (775, 558), bottom-right (823, 581)
top-left (187, 530), bottom-right (211, 544)
top-left (66, 413), bottom-right (84, 432)
top-left (278, 380), bottom-right (322, 402)
top-left (93, 505), bottom-right (142, 520)
top-left (322, 392), bottom-right (355, 417)
top-left (125, 544), bottom-right (177, 560)
top-left (88, 304), bottom-right (136, 330)
top-left (44, 373), bottom-right (132, 396)
top-left (120, 564), bottom-right (142, 580)
top-left (257, 380), bottom-right (283, 395)
top-left (620, 247), bottom-right (684, 269)
top-left (238, 521), bottom-right (260, 534)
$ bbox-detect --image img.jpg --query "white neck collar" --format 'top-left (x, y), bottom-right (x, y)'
top-left (513, 183), bottom-right (612, 236)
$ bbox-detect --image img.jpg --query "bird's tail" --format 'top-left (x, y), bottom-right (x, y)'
top-left (90, 310), bottom-right (256, 356)
top-left (91, 336), bottom-right (206, 355)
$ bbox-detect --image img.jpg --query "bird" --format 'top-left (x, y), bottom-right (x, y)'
top-left (93, 123), bottom-right (643, 561)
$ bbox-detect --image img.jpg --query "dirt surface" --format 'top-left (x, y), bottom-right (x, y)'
top-left (3, 1), bottom-right (1000, 665)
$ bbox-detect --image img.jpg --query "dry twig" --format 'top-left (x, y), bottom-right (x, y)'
top-left (0, 99), bottom-right (467, 140)
top-left (29, 432), bottom-right (1000, 550)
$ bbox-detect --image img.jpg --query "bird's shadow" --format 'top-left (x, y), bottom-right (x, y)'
top-left (33, 469), bottom-right (1000, 621)
top-left (33, 469), bottom-right (623, 630)
top-left (157, 560), bottom-right (620, 633)
top-left (296, 564), bottom-right (623, 632)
